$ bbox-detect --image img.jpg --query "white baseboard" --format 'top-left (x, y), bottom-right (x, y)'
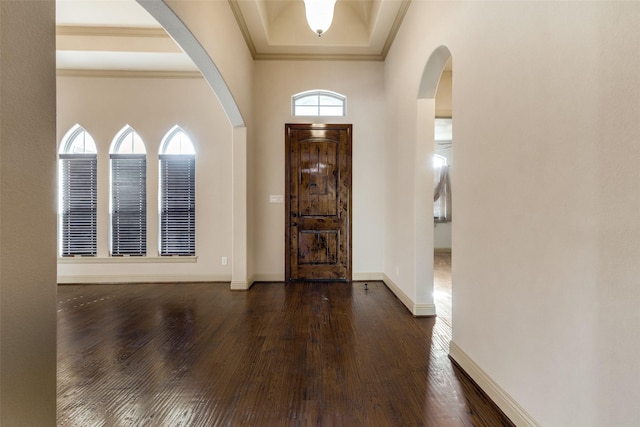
top-left (249, 272), bottom-right (384, 283)
top-left (57, 274), bottom-right (231, 284)
top-left (449, 341), bottom-right (541, 427)
top-left (230, 280), bottom-right (252, 290)
top-left (382, 274), bottom-right (436, 316)
top-left (250, 273), bottom-right (284, 282)
top-left (241, 272), bottom-right (385, 283)
top-left (413, 303), bottom-right (437, 316)
top-left (352, 272), bottom-right (384, 281)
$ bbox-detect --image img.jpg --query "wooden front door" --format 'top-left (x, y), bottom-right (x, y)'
top-left (285, 124), bottom-right (352, 281)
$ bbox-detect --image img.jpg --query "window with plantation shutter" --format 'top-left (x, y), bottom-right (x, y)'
top-left (110, 126), bottom-right (147, 256)
top-left (159, 127), bottom-right (196, 256)
top-left (58, 125), bottom-right (98, 257)
top-left (160, 155), bottom-right (195, 255)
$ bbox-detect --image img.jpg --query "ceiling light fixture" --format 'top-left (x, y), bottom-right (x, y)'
top-left (303, 0), bottom-right (337, 37)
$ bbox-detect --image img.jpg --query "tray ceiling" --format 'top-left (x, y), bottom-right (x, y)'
top-left (56, 0), bottom-right (410, 73)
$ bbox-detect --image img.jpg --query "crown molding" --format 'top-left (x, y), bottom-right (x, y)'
top-left (253, 52), bottom-right (385, 62)
top-left (381, 0), bottom-right (411, 59)
top-left (57, 69), bottom-right (203, 79)
top-left (56, 25), bottom-right (169, 38)
top-left (228, 0), bottom-right (411, 62)
top-left (228, 0), bottom-right (258, 59)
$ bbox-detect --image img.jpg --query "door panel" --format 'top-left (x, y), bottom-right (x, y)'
top-left (285, 124), bottom-right (351, 281)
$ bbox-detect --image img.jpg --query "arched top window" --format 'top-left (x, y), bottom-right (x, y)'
top-left (58, 125), bottom-right (98, 257)
top-left (59, 124), bottom-right (97, 154)
top-left (110, 125), bottom-right (146, 154)
top-left (160, 126), bottom-right (196, 155)
top-left (159, 126), bottom-right (196, 256)
top-left (292, 90), bottom-right (346, 117)
top-left (109, 125), bottom-right (146, 256)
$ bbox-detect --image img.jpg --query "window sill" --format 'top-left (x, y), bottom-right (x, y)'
top-left (58, 256), bottom-right (197, 264)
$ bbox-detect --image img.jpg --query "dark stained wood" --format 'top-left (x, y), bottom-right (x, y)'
top-left (58, 266), bottom-right (514, 426)
top-left (285, 123), bottom-right (352, 281)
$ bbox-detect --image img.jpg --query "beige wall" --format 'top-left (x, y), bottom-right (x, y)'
top-left (386, 1), bottom-right (640, 425)
top-left (435, 70), bottom-right (452, 118)
top-left (0, 0), bottom-right (57, 423)
top-left (56, 75), bottom-right (233, 282)
top-left (146, 0), bottom-right (254, 286)
top-left (26, 1), bottom-right (640, 425)
top-left (164, 0), bottom-right (253, 125)
top-left (251, 60), bottom-right (386, 280)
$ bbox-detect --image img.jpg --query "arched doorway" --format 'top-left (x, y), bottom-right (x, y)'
top-left (432, 59), bottom-right (453, 327)
top-left (136, 0), bottom-right (250, 289)
top-left (415, 46), bottom-right (452, 318)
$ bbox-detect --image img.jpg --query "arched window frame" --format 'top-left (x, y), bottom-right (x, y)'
top-left (58, 124), bottom-right (98, 257)
top-left (159, 126), bottom-right (196, 256)
top-left (109, 125), bottom-right (147, 256)
top-left (292, 90), bottom-right (346, 117)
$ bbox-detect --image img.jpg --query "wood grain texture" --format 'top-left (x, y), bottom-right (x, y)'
top-left (286, 124), bottom-right (351, 281)
top-left (58, 259), bottom-right (513, 426)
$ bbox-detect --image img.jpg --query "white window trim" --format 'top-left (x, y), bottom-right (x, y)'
top-left (292, 89), bottom-right (346, 117)
top-left (159, 126), bottom-right (196, 256)
top-left (58, 256), bottom-right (198, 264)
top-left (58, 125), bottom-right (98, 257)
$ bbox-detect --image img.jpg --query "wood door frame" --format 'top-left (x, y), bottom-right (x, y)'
top-left (285, 123), bottom-right (352, 282)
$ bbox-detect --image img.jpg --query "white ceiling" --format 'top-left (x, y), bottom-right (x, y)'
top-left (56, 0), bottom-right (411, 73)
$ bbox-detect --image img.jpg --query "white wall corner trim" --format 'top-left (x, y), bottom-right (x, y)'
top-left (57, 274), bottom-right (230, 284)
top-left (449, 341), bottom-right (541, 427)
top-left (382, 274), bottom-right (435, 316)
top-left (413, 303), bottom-right (436, 316)
top-left (230, 280), bottom-right (251, 290)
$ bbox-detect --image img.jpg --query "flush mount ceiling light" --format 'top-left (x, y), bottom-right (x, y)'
top-left (303, 0), bottom-right (337, 37)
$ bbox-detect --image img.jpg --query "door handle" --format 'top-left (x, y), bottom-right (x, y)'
top-left (291, 222), bottom-right (297, 227)
top-left (292, 213), bottom-right (297, 217)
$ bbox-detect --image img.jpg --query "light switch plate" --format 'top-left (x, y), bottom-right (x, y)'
top-left (269, 195), bottom-right (284, 203)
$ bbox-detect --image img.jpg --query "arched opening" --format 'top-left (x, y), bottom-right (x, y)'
top-left (136, 0), bottom-right (250, 289)
top-left (416, 46), bottom-right (452, 319)
top-left (433, 60), bottom-right (453, 327)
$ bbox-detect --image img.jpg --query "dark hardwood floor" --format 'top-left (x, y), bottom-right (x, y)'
top-left (57, 254), bottom-right (513, 426)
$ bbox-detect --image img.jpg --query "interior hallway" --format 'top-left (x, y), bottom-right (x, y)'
top-left (57, 254), bottom-right (512, 426)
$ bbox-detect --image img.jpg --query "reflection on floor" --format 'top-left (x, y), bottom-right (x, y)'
top-left (57, 259), bottom-right (513, 426)
top-left (434, 251), bottom-right (453, 352)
